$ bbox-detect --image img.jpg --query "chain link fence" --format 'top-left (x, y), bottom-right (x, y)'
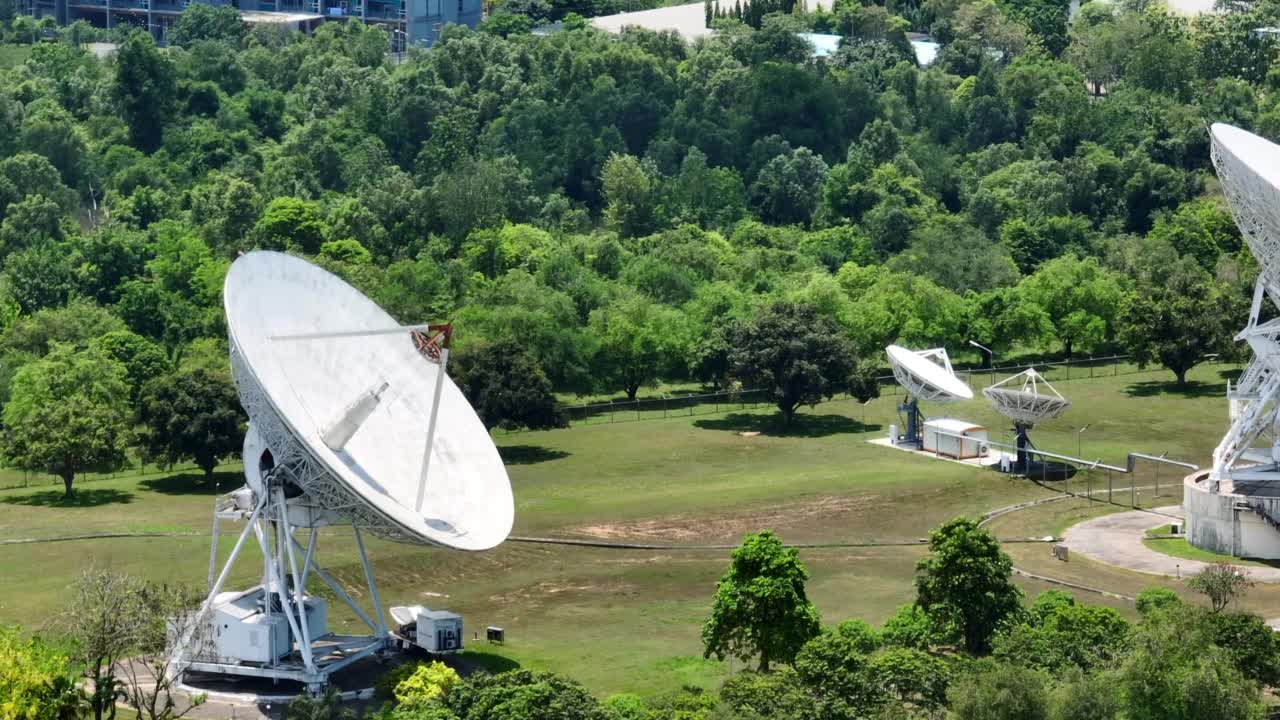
top-left (556, 354), bottom-right (1177, 430)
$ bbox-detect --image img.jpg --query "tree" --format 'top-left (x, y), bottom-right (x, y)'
top-left (1188, 563), bottom-right (1254, 613)
top-left (452, 340), bottom-right (567, 432)
top-left (914, 518), bottom-right (1023, 654)
top-left (1016, 255), bottom-right (1124, 357)
top-left (601, 153), bottom-right (654, 239)
top-left (137, 367), bottom-right (245, 482)
top-left (749, 148), bottom-right (829, 227)
top-left (0, 626), bottom-right (83, 720)
top-left (792, 621), bottom-right (886, 719)
top-left (992, 592), bottom-right (1131, 673)
top-left (1119, 258), bottom-right (1240, 387)
top-left (703, 530), bottom-right (821, 671)
top-left (252, 197), bottom-right (328, 253)
top-left (113, 32), bottom-right (177, 153)
top-left (726, 302), bottom-right (868, 427)
top-left (90, 331), bottom-right (170, 405)
top-left (3, 344), bottom-right (132, 499)
top-left (947, 663), bottom-right (1049, 720)
top-left (444, 670), bottom-right (606, 720)
top-left (1135, 587), bottom-right (1182, 616)
top-left (394, 661), bottom-right (461, 709)
top-left (65, 567), bottom-right (140, 720)
top-left (588, 293), bottom-right (687, 401)
top-left (1048, 670), bottom-right (1121, 720)
top-left (1119, 605), bottom-right (1265, 720)
top-left (169, 3), bottom-right (246, 47)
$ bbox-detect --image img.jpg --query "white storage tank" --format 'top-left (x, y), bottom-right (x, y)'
top-left (922, 419), bottom-right (988, 459)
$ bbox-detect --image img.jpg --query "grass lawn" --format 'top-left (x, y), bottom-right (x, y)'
top-left (0, 45), bottom-right (32, 68)
top-left (0, 362), bottom-right (1246, 697)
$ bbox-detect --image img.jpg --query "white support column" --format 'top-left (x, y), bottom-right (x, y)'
top-left (252, 518), bottom-right (308, 670)
top-left (415, 348), bottom-right (449, 514)
top-left (299, 529), bottom-right (318, 591)
top-left (353, 526), bottom-right (388, 637)
top-left (290, 535), bottom-right (379, 633)
top-left (280, 489), bottom-right (316, 673)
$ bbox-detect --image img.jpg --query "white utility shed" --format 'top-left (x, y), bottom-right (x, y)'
top-left (922, 419), bottom-right (988, 459)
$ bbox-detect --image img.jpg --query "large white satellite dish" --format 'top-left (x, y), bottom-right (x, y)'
top-left (224, 251), bottom-right (513, 550)
top-left (885, 345), bottom-right (971, 446)
top-left (175, 251), bottom-right (513, 692)
top-left (983, 369), bottom-right (1070, 426)
top-left (1210, 124), bottom-right (1280, 489)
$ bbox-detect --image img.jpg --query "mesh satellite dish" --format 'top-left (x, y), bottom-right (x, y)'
top-left (1210, 124), bottom-right (1280, 488)
top-left (885, 345), bottom-right (972, 446)
top-left (175, 251), bottom-right (513, 691)
top-left (983, 369), bottom-right (1070, 473)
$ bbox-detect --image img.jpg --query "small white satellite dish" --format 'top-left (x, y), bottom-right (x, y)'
top-left (885, 345), bottom-right (972, 447)
top-left (983, 369), bottom-right (1071, 426)
top-left (176, 251), bottom-right (514, 691)
top-left (886, 345), bottom-right (973, 402)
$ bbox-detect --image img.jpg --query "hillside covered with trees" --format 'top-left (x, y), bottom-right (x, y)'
top-left (0, 0), bottom-right (1271, 480)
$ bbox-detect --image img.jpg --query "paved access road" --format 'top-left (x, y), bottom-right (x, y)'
top-left (1062, 505), bottom-right (1280, 582)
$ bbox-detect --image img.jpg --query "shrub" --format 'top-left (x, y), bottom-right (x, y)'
top-left (395, 662), bottom-right (461, 708)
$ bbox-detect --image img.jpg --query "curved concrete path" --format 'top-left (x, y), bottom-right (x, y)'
top-left (1062, 505), bottom-right (1280, 582)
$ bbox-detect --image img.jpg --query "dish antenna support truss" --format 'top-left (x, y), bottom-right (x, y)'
top-left (982, 369), bottom-right (1071, 472)
top-left (885, 345), bottom-right (972, 446)
top-left (1210, 124), bottom-right (1280, 490)
top-left (172, 252), bottom-right (513, 693)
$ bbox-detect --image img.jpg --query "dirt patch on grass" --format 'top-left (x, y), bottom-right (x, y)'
top-left (488, 581), bottom-right (638, 606)
top-left (568, 494), bottom-right (885, 542)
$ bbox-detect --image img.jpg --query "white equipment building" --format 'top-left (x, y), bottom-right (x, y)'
top-left (921, 419), bottom-right (988, 459)
top-left (172, 251), bottom-right (515, 692)
top-left (1185, 124), bottom-right (1280, 558)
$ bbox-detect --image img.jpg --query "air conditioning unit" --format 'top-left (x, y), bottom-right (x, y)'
top-left (978, 443), bottom-right (991, 457)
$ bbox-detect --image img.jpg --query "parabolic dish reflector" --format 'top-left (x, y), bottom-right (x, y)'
top-left (1211, 123), bottom-right (1280, 289)
top-left (982, 368), bottom-right (1070, 425)
top-left (225, 251), bottom-right (514, 551)
top-left (886, 345), bottom-right (973, 402)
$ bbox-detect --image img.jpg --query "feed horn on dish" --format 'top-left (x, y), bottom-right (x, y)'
top-left (170, 251), bottom-right (514, 692)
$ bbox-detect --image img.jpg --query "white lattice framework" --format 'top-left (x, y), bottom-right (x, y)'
top-left (1210, 124), bottom-right (1280, 487)
top-left (982, 369), bottom-right (1071, 426)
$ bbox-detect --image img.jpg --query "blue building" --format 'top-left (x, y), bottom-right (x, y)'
top-left (15, 0), bottom-right (479, 48)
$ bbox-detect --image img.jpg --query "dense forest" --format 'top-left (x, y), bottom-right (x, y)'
top-left (0, 0), bottom-right (1271, 475)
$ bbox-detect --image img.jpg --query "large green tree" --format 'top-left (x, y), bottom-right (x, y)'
top-left (136, 367), bottom-right (244, 481)
top-left (1119, 257), bottom-right (1240, 387)
top-left (703, 530), bottom-right (821, 671)
top-left (3, 343), bottom-right (132, 498)
top-left (452, 340), bottom-right (567, 432)
top-left (726, 302), bottom-right (872, 427)
top-left (113, 32), bottom-right (177, 153)
top-left (914, 518), bottom-right (1023, 655)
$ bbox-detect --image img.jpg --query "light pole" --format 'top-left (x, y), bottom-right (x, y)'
top-left (968, 339), bottom-right (993, 367)
top-left (1077, 424), bottom-right (1091, 459)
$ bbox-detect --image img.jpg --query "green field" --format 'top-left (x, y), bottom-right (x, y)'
top-left (0, 362), bottom-right (1254, 698)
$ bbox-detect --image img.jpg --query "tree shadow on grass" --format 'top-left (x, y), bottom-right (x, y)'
top-left (499, 445), bottom-right (570, 465)
top-left (1219, 368), bottom-right (1243, 382)
top-left (1, 488), bottom-right (134, 507)
top-left (454, 650), bottom-right (520, 676)
top-left (693, 412), bottom-right (880, 438)
top-left (1124, 380), bottom-right (1223, 399)
top-left (141, 471), bottom-right (239, 496)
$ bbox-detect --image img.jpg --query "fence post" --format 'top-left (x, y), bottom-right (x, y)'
top-left (663, 396), bottom-right (667, 419)
top-left (610, 401), bottom-right (615, 423)
top-left (689, 394), bottom-right (694, 416)
top-left (1090, 357), bottom-right (1094, 379)
top-left (1108, 470), bottom-right (1113, 503)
